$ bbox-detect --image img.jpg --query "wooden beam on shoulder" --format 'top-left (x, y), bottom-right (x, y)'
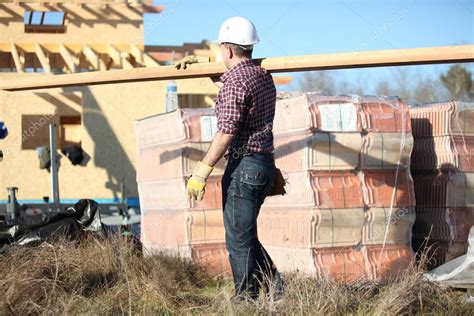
top-left (1, 44), bottom-right (473, 91)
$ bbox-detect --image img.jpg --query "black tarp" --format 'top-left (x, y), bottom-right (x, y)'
top-left (62, 144), bottom-right (84, 165)
top-left (0, 199), bottom-right (107, 254)
top-left (0, 121), bottom-right (7, 139)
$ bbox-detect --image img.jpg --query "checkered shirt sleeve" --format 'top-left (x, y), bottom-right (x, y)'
top-left (215, 81), bottom-right (246, 135)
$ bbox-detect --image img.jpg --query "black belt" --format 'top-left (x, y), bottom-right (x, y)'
top-left (225, 151), bottom-right (274, 160)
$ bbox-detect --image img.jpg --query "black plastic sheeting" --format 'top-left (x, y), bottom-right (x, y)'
top-left (0, 121), bottom-right (7, 139)
top-left (0, 199), bottom-right (107, 254)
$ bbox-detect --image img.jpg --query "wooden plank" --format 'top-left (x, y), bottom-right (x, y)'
top-left (1, 43), bottom-right (136, 55)
top-left (5, 0), bottom-right (162, 5)
top-left (1, 44), bottom-right (473, 91)
top-left (39, 11), bottom-right (45, 25)
top-left (28, 9), bottom-right (33, 25)
top-left (59, 44), bottom-right (77, 73)
top-left (19, 48), bottom-right (25, 68)
top-left (273, 76), bottom-right (293, 85)
top-left (62, 11), bottom-right (67, 25)
top-left (129, 44), bottom-right (144, 64)
top-left (142, 52), bottom-right (160, 67)
top-left (108, 45), bottom-right (133, 69)
top-left (34, 43), bottom-right (51, 73)
top-left (10, 43), bottom-right (24, 73)
top-left (82, 44), bottom-right (106, 71)
top-left (129, 44), bottom-right (160, 67)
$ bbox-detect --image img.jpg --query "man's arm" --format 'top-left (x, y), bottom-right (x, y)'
top-left (186, 131), bottom-right (232, 201)
top-left (202, 131), bottom-right (234, 167)
top-left (186, 80), bottom-right (242, 201)
top-left (203, 80), bottom-right (246, 167)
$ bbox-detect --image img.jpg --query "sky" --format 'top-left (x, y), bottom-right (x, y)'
top-left (145, 0), bottom-right (473, 92)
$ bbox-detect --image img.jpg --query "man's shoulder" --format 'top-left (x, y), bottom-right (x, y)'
top-left (229, 66), bottom-right (273, 86)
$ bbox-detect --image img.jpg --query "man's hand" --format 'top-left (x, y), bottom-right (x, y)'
top-left (174, 55), bottom-right (210, 70)
top-left (174, 55), bottom-right (199, 70)
top-left (187, 161), bottom-right (214, 201)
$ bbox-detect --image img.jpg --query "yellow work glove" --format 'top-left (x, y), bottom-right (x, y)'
top-left (174, 55), bottom-right (199, 70)
top-left (187, 161), bottom-right (214, 201)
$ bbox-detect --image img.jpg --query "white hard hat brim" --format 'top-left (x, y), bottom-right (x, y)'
top-left (211, 40), bottom-right (256, 50)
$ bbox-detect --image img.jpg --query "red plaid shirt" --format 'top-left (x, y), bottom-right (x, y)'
top-left (214, 59), bottom-right (276, 155)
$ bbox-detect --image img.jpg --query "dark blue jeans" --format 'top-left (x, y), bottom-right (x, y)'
top-left (222, 153), bottom-right (284, 299)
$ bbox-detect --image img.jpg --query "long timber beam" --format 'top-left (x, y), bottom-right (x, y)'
top-left (1, 44), bottom-right (473, 91)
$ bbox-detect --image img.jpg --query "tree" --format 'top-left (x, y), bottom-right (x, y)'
top-left (299, 71), bottom-right (336, 94)
top-left (297, 66), bottom-right (454, 105)
top-left (391, 68), bottom-right (413, 103)
top-left (375, 79), bottom-right (393, 96)
top-left (373, 68), bottom-right (447, 104)
top-left (440, 64), bottom-right (474, 101)
top-left (412, 76), bottom-right (446, 104)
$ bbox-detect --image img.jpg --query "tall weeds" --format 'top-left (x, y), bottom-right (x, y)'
top-left (1, 236), bottom-right (472, 315)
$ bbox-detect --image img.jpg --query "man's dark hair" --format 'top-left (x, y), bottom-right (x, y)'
top-left (224, 43), bottom-right (253, 59)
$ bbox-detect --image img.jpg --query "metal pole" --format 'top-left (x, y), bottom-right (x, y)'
top-left (49, 124), bottom-right (60, 207)
top-left (6, 187), bottom-right (19, 219)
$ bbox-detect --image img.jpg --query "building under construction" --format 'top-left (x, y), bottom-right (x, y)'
top-left (0, 0), bottom-right (222, 206)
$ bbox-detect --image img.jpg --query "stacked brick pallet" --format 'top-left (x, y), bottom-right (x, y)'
top-left (258, 93), bottom-right (416, 281)
top-left (410, 101), bottom-right (474, 268)
top-left (135, 109), bottom-right (230, 276)
top-left (135, 93), bottom-right (417, 281)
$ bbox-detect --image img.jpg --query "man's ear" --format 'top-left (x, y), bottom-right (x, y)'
top-left (226, 45), bottom-right (233, 59)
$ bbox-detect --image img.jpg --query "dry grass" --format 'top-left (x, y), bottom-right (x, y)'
top-left (1, 235), bottom-right (472, 315)
top-left (0, 235), bottom-right (210, 315)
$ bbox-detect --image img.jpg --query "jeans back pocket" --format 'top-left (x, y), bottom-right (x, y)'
top-left (239, 168), bottom-right (268, 186)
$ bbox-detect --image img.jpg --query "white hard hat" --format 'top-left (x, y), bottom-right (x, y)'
top-left (216, 16), bottom-right (259, 48)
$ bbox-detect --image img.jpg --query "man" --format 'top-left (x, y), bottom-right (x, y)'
top-left (177, 17), bottom-right (284, 299)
